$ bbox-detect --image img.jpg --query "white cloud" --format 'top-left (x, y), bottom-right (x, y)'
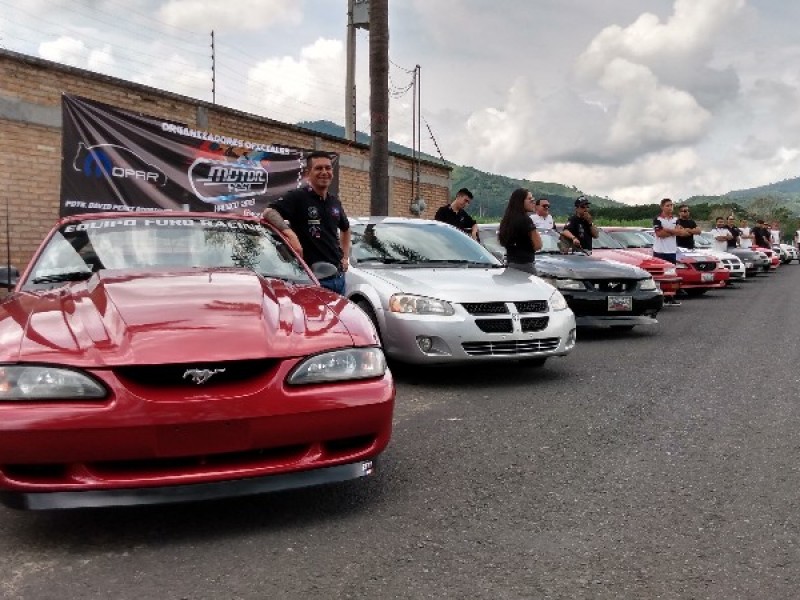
top-left (39, 37), bottom-right (88, 68)
top-left (245, 38), bottom-right (346, 124)
top-left (158, 0), bottom-right (304, 31)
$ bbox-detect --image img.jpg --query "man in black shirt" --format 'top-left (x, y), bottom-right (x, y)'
top-left (752, 219), bottom-right (771, 248)
top-left (435, 188), bottom-right (479, 240)
top-left (261, 151), bottom-right (350, 294)
top-left (562, 196), bottom-right (598, 252)
top-left (725, 215), bottom-right (741, 249)
top-left (675, 204), bottom-right (700, 250)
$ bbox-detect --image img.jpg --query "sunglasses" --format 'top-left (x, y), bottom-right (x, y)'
top-left (541, 204), bottom-right (550, 208)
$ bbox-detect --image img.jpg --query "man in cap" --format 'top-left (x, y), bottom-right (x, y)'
top-left (561, 196), bottom-right (598, 251)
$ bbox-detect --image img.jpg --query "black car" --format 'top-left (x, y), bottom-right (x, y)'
top-left (479, 225), bottom-right (663, 330)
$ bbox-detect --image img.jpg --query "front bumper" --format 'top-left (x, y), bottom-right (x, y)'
top-left (381, 307), bottom-right (577, 364)
top-left (1, 459), bottom-right (377, 510)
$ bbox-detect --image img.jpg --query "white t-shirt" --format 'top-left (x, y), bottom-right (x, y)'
top-left (709, 227), bottom-right (731, 252)
top-left (652, 215), bottom-right (678, 254)
top-left (739, 227), bottom-right (752, 248)
top-left (771, 229), bottom-right (781, 244)
top-left (531, 213), bottom-right (554, 230)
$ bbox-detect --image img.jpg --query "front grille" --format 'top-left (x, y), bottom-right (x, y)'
top-left (116, 358), bottom-right (276, 388)
top-left (475, 319), bottom-right (513, 333)
top-left (587, 280), bottom-right (636, 292)
top-left (693, 261), bottom-right (716, 272)
top-left (644, 266), bottom-right (665, 277)
top-left (462, 302), bottom-right (508, 315)
top-left (515, 300), bottom-right (548, 313)
top-left (462, 338), bottom-right (561, 356)
top-left (521, 317), bottom-right (549, 332)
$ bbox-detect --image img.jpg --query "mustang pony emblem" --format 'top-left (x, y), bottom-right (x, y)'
top-left (183, 368), bottom-right (226, 385)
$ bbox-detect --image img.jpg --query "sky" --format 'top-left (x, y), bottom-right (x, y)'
top-left (2, 0), bottom-right (800, 204)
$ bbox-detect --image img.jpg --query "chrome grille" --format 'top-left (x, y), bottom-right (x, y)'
top-left (462, 302), bottom-right (508, 315)
top-left (515, 300), bottom-right (548, 313)
top-left (693, 261), bottom-right (716, 272)
top-left (521, 317), bottom-right (549, 332)
top-left (475, 319), bottom-right (513, 333)
top-left (462, 338), bottom-right (561, 356)
top-left (587, 280), bottom-right (636, 292)
top-left (116, 359), bottom-right (276, 388)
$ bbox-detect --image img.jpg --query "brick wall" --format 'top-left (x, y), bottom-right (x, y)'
top-left (0, 50), bottom-right (451, 270)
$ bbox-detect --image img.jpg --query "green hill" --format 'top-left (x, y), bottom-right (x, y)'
top-left (297, 120), bottom-right (800, 221)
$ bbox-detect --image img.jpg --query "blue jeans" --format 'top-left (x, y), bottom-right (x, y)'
top-left (319, 272), bottom-right (346, 295)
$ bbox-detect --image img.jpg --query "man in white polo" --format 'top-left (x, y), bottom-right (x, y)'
top-left (652, 198), bottom-right (684, 306)
top-left (530, 197), bottom-right (555, 231)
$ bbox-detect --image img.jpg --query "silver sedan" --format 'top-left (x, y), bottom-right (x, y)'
top-left (345, 217), bottom-right (576, 365)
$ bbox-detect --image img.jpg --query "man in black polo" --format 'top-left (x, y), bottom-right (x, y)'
top-left (261, 151), bottom-right (350, 294)
top-left (434, 188), bottom-right (479, 240)
top-left (675, 204), bottom-right (700, 250)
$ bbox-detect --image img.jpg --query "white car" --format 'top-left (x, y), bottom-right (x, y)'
top-left (687, 238), bottom-right (746, 280)
top-left (774, 243), bottom-right (798, 264)
top-left (345, 217), bottom-right (577, 366)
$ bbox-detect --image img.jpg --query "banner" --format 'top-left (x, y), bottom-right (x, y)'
top-left (60, 94), bottom-right (339, 217)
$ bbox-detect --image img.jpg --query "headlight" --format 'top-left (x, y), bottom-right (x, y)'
top-left (552, 278), bottom-right (585, 291)
top-left (674, 263), bottom-right (688, 269)
top-left (639, 278), bottom-right (657, 291)
top-left (287, 348), bottom-right (387, 385)
top-left (0, 365), bottom-right (107, 401)
top-left (745, 262), bottom-right (754, 268)
top-left (389, 294), bottom-right (454, 315)
top-left (549, 290), bottom-right (569, 311)
top-left (664, 268), bottom-right (677, 276)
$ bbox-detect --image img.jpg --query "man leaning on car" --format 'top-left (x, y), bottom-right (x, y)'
top-left (261, 151), bottom-right (351, 295)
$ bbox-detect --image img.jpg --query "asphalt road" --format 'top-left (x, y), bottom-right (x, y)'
top-left (2, 265), bottom-right (799, 599)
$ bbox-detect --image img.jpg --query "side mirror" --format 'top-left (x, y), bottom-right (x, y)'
top-left (0, 266), bottom-right (19, 289)
top-left (310, 262), bottom-right (339, 281)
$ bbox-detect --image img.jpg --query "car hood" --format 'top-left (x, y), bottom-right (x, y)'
top-left (535, 254), bottom-right (648, 279)
top-left (0, 270), bottom-right (359, 366)
top-left (351, 265), bottom-right (556, 302)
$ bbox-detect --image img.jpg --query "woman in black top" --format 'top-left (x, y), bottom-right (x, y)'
top-left (498, 188), bottom-right (542, 274)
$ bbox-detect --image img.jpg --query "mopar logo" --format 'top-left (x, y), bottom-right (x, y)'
top-left (73, 143), bottom-right (168, 186)
top-left (189, 157), bottom-right (269, 204)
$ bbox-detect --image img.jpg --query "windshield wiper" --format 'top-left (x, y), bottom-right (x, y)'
top-left (32, 271), bottom-right (93, 284)
top-left (357, 257), bottom-right (419, 264)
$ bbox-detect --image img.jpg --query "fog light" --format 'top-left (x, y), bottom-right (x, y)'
top-left (416, 336), bottom-right (434, 353)
top-left (565, 328), bottom-right (577, 351)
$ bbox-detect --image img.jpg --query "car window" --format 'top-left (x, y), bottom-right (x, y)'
top-left (23, 217), bottom-right (314, 289)
top-left (351, 222), bottom-right (499, 265)
top-left (593, 229), bottom-right (625, 250)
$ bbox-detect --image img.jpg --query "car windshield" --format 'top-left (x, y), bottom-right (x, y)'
top-left (24, 216), bottom-right (313, 289)
top-left (694, 234), bottom-right (712, 248)
top-left (592, 229), bottom-right (625, 250)
top-left (351, 222), bottom-right (500, 266)
top-left (607, 230), bottom-right (649, 248)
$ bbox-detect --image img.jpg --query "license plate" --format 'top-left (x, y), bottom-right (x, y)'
top-left (701, 273), bottom-right (715, 282)
top-left (608, 296), bottom-right (632, 311)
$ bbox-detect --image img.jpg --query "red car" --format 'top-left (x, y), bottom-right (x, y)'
top-left (604, 227), bottom-right (730, 295)
top-left (752, 245), bottom-right (780, 270)
top-left (588, 229), bottom-right (682, 299)
top-left (0, 212), bottom-right (394, 510)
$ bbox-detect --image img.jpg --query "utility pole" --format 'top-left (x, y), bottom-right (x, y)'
top-left (369, 0), bottom-right (389, 215)
top-left (210, 30), bottom-right (216, 104)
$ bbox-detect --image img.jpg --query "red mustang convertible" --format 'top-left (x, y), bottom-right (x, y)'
top-left (0, 212), bottom-right (394, 510)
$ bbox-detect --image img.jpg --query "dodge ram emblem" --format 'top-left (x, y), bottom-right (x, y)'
top-left (183, 368), bottom-right (226, 385)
